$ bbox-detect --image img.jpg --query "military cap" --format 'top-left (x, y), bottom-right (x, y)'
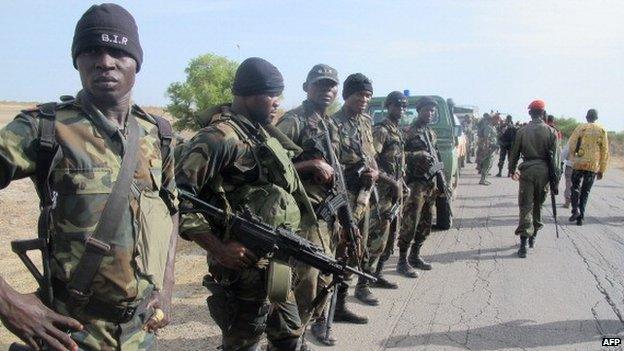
top-left (415, 96), bottom-right (437, 111)
top-left (384, 91), bottom-right (407, 108)
top-left (306, 64), bottom-right (339, 85)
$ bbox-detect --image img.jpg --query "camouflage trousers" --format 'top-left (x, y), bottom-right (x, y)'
top-left (206, 264), bottom-right (302, 351)
top-left (293, 219), bottom-right (336, 326)
top-left (348, 190), bottom-right (371, 272)
top-left (480, 150), bottom-right (495, 182)
top-left (515, 164), bottom-right (549, 237)
top-left (367, 183), bottom-right (398, 272)
top-left (54, 295), bottom-right (157, 351)
top-left (398, 181), bottom-right (436, 251)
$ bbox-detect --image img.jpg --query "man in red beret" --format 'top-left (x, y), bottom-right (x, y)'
top-left (508, 100), bottom-right (559, 258)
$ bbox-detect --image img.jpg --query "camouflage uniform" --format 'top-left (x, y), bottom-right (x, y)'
top-left (0, 92), bottom-right (178, 350)
top-left (177, 111), bottom-right (308, 350)
top-left (399, 122), bottom-right (437, 253)
top-left (479, 123), bottom-right (498, 184)
top-left (509, 118), bottom-right (558, 238)
top-left (275, 100), bottom-right (340, 325)
top-left (332, 107), bottom-right (377, 271)
top-left (369, 118), bottom-right (404, 272)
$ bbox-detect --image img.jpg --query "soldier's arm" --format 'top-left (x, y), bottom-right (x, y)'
top-left (372, 124), bottom-right (388, 155)
top-left (508, 130), bottom-right (522, 174)
top-left (0, 113), bottom-right (39, 188)
top-left (175, 129), bottom-right (258, 269)
top-left (0, 114), bottom-right (84, 350)
top-left (275, 113), bottom-right (301, 147)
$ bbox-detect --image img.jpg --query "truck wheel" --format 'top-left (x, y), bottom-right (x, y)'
top-left (435, 195), bottom-right (452, 230)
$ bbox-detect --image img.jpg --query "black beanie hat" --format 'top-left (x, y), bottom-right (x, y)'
top-left (384, 91), bottom-right (407, 108)
top-left (342, 73), bottom-right (373, 100)
top-left (72, 3), bottom-right (143, 72)
top-left (232, 57), bottom-right (284, 96)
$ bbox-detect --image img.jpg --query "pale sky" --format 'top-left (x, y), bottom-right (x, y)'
top-left (2, 0), bottom-right (623, 131)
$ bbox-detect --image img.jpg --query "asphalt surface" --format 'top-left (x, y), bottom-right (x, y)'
top-left (320, 164), bottom-right (624, 351)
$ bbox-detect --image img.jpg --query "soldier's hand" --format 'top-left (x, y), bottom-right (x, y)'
top-left (312, 160), bottom-right (334, 185)
top-left (511, 171), bottom-right (520, 181)
top-left (597, 172), bottom-right (603, 180)
top-left (0, 290), bottom-right (83, 351)
top-left (215, 241), bottom-right (258, 270)
top-left (144, 290), bottom-right (171, 333)
top-left (360, 168), bottom-right (379, 188)
top-left (339, 225), bottom-right (362, 259)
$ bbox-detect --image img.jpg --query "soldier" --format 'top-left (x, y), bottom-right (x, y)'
top-left (368, 91), bottom-right (406, 290)
top-left (275, 64), bottom-right (360, 345)
top-left (508, 100), bottom-right (558, 258)
top-left (462, 116), bottom-right (476, 164)
top-left (0, 4), bottom-right (178, 350)
top-left (496, 115), bottom-right (517, 177)
top-left (567, 109), bottom-right (609, 226)
top-left (176, 57), bottom-right (309, 351)
top-left (478, 115), bottom-right (499, 185)
top-left (475, 113), bottom-right (490, 173)
top-left (332, 73), bottom-right (380, 313)
top-left (396, 97), bottom-right (440, 277)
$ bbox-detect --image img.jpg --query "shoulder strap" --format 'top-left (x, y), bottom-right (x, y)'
top-left (153, 115), bottom-right (173, 162)
top-left (67, 114), bottom-right (142, 305)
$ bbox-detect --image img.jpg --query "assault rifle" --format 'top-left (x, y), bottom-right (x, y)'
top-left (178, 190), bottom-right (376, 283)
top-left (422, 128), bottom-right (453, 217)
top-left (546, 149), bottom-right (561, 238)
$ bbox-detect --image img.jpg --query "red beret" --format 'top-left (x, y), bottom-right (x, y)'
top-left (528, 99), bottom-right (546, 110)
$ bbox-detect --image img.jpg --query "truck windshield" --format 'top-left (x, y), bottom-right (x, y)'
top-left (369, 107), bottom-right (439, 126)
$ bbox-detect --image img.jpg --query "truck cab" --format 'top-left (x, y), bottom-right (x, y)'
top-left (368, 95), bottom-right (462, 230)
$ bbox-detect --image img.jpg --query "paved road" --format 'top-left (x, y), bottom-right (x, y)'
top-left (321, 165), bottom-right (624, 351)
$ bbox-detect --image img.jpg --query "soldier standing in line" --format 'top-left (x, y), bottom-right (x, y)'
top-left (508, 100), bottom-right (558, 258)
top-left (462, 116), bottom-right (476, 164)
top-left (475, 113), bottom-right (490, 174)
top-left (275, 64), bottom-right (361, 345)
top-left (479, 115), bottom-right (499, 185)
top-left (176, 57), bottom-right (310, 351)
top-left (567, 109), bottom-right (609, 226)
top-left (367, 91), bottom-right (407, 290)
top-left (0, 4), bottom-right (178, 350)
top-left (496, 115), bottom-right (517, 177)
top-left (396, 97), bottom-right (440, 277)
top-left (332, 73), bottom-right (380, 312)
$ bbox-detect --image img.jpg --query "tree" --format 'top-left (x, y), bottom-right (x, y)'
top-left (554, 117), bottom-right (581, 139)
top-left (166, 53), bottom-right (238, 130)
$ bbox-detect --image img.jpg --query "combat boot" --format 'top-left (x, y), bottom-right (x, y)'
top-left (569, 211), bottom-right (579, 222)
top-left (333, 283), bottom-right (368, 324)
top-left (372, 262), bottom-right (398, 289)
top-left (576, 216), bottom-right (584, 226)
top-left (496, 167), bottom-right (502, 177)
top-left (354, 276), bottom-right (379, 306)
top-left (408, 244), bottom-right (432, 270)
top-left (528, 231), bottom-right (537, 248)
top-left (267, 337), bottom-right (299, 351)
top-left (310, 315), bottom-right (336, 346)
top-left (517, 236), bottom-right (528, 258)
top-left (396, 250), bottom-right (419, 278)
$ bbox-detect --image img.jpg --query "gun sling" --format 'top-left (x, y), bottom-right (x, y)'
top-left (67, 113), bottom-right (141, 308)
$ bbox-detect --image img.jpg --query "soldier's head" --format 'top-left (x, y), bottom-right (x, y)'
top-left (506, 115), bottom-right (513, 124)
top-left (72, 3), bottom-right (142, 104)
top-left (528, 99), bottom-right (546, 119)
top-left (384, 91), bottom-right (407, 121)
top-left (232, 57), bottom-right (284, 125)
top-left (342, 73), bottom-right (373, 115)
top-left (415, 97), bottom-right (437, 124)
top-left (586, 109), bottom-right (598, 122)
top-left (303, 64), bottom-right (339, 110)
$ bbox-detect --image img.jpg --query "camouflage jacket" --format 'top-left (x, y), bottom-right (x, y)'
top-left (276, 100), bottom-right (340, 209)
top-left (403, 120), bottom-right (438, 183)
top-left (0, 91), bottom-right (177, 304)
top-left (176, 111), bottom-right (311, 243)
top-left (481, 124), bottom-right (499, 153)
top-left (373, 118), bottom-right (405, 180)
top-left (331, 107), bottom-right (376, 193)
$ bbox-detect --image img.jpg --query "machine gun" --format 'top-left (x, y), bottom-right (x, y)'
top-left (422, 128), bottom-right (453, 217)
top-left (546, 149), bottom-right (561, 238)
top-left (179, 190), bottom-right (376, 283)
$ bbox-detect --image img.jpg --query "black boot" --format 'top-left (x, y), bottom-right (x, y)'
top-left (408, 244), bottom-right (432, 270)
top-left (268, 337), bottom-right (300, 351)
top-left (496, 167), bottom-right (502, 177)
top-left (528, 232), bottom-right (537, 248)
top-left (372, 262), bottom-right (398, 289)
top-left (310, 316), bottom-right (336, 346)
top-left (396, 249), bottom-right (418, 278)
top-left (569, 210), bottom-right (579, 222)
top-left (333, 283), bottom-right (368, 324)
top-left (576, 216), bottom-right (584, 226)
top-left (354, 276), bottom-right (379, 306)
top-left (517, 236), bottom-right (528, 258)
